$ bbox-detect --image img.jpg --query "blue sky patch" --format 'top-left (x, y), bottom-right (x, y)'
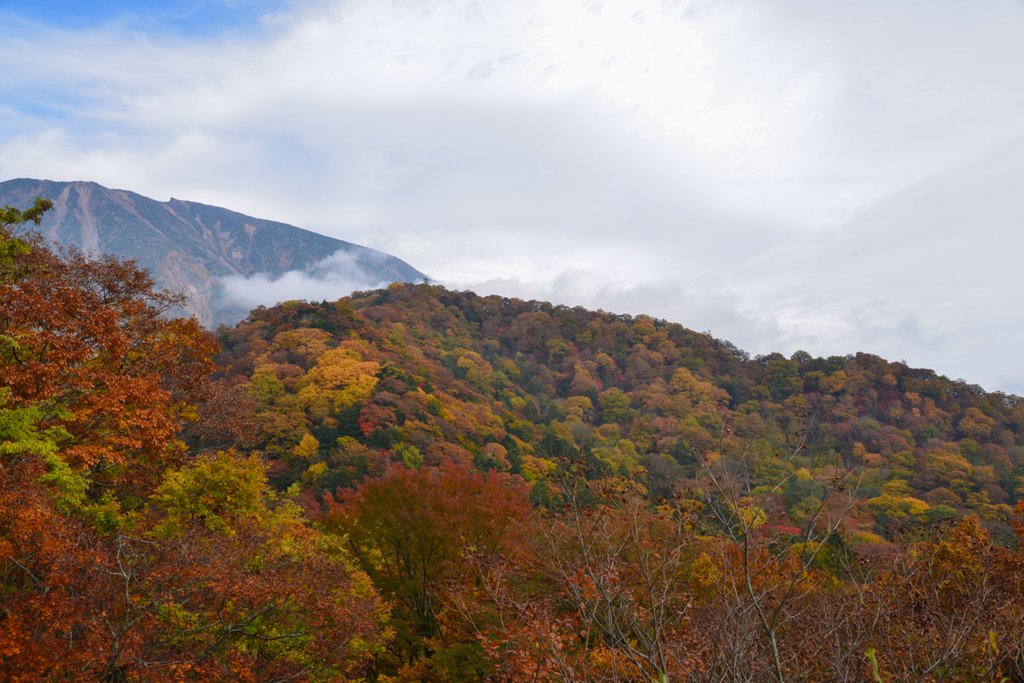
top-left (0, 0), bottom-right (291, 38)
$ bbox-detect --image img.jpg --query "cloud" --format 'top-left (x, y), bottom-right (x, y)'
top-left (11, 0), bottom-right (1018, 227)
top-left (726, 133), bottom-right (1024, 390)
top-left (219, 249), bottom-right (394, 309)
top-left (2, 0), bottom-right (1024, 391)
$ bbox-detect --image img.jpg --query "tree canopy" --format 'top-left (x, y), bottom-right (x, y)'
top-left (0, 200), bottom-right (388, 681)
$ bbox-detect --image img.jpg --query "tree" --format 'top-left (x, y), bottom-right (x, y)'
top-left (510, 465), bottom-right (699, 683)
top-left (860, 513), bottom-right (1024, 683)
top-left (177, 376), bottom-right (261, 455)
top-left (690, 400), bottom-right (863, 682)
top-left (1, 199), bottom-right (389, 681)
top-left (322, 464), bottom-right (531, 676)
top-left (1, 215), bottom-right (219, 495)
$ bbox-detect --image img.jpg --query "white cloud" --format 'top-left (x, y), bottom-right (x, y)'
top-left (2, 0), bottom-right (1024, 391)
top-left (219, 249), bottom-right (394, 308)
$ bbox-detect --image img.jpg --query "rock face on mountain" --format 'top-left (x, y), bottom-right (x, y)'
top-left (0, 178), bottom-right (426, 328)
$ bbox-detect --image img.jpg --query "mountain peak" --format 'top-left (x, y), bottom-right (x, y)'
top-left (0, 178), bottom-right (426, 328)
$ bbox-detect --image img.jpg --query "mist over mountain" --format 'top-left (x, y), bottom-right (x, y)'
top-left (0, 178), bottom-right (426, 328)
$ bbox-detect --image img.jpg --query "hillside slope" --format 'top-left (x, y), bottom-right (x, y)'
top-left (0, 178), bottom-right (426, 327)
top-left (215, 284), bottom-right (1024, 541)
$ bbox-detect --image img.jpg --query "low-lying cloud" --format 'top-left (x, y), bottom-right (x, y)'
top-left (219, 250), bottom-right (398, 309)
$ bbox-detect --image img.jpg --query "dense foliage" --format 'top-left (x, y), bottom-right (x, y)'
top-left (0, 202), bottom-right (388, 681)
top-left (217, 283), bottom-right (1023, 536)
top-left (5, 195), bottom-right (1024, 682)
top-left (207, 282), bottom-right (1024, 682)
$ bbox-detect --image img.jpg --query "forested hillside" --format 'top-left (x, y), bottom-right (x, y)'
top-left (4, 198), bottom-right (1024, 682)
top-left (216, 283), bottom-right (1024, 538)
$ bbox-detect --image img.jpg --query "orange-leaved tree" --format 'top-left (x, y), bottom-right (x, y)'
top-left (321, 463), bottom-right (531, 680)
top-left (0, 199), bottom-right (390, 681)
top-left (447, 463), bottom-right (704, 683)
top-left (0, 201), bottom-right (218, 494)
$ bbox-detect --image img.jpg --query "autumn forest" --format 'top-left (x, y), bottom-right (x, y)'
top-left (3, 199), bottom-right (1024, 682)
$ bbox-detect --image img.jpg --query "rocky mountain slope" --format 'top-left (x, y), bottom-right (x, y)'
top-left (0, 178), bottom-right (425, 327)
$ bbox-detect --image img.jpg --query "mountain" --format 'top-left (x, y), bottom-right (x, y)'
top-left (0, 178), bottom-right (426, 328)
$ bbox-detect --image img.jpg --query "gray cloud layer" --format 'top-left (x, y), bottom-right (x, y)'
top-left (2, 0), bottom-right (1023, 392)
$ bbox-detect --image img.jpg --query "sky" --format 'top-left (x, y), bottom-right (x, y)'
top-left (2, 0), bottom-right (1024, 394)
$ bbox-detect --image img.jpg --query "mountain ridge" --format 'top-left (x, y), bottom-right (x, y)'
top-left (0, 178), bottom-right (426, 328)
